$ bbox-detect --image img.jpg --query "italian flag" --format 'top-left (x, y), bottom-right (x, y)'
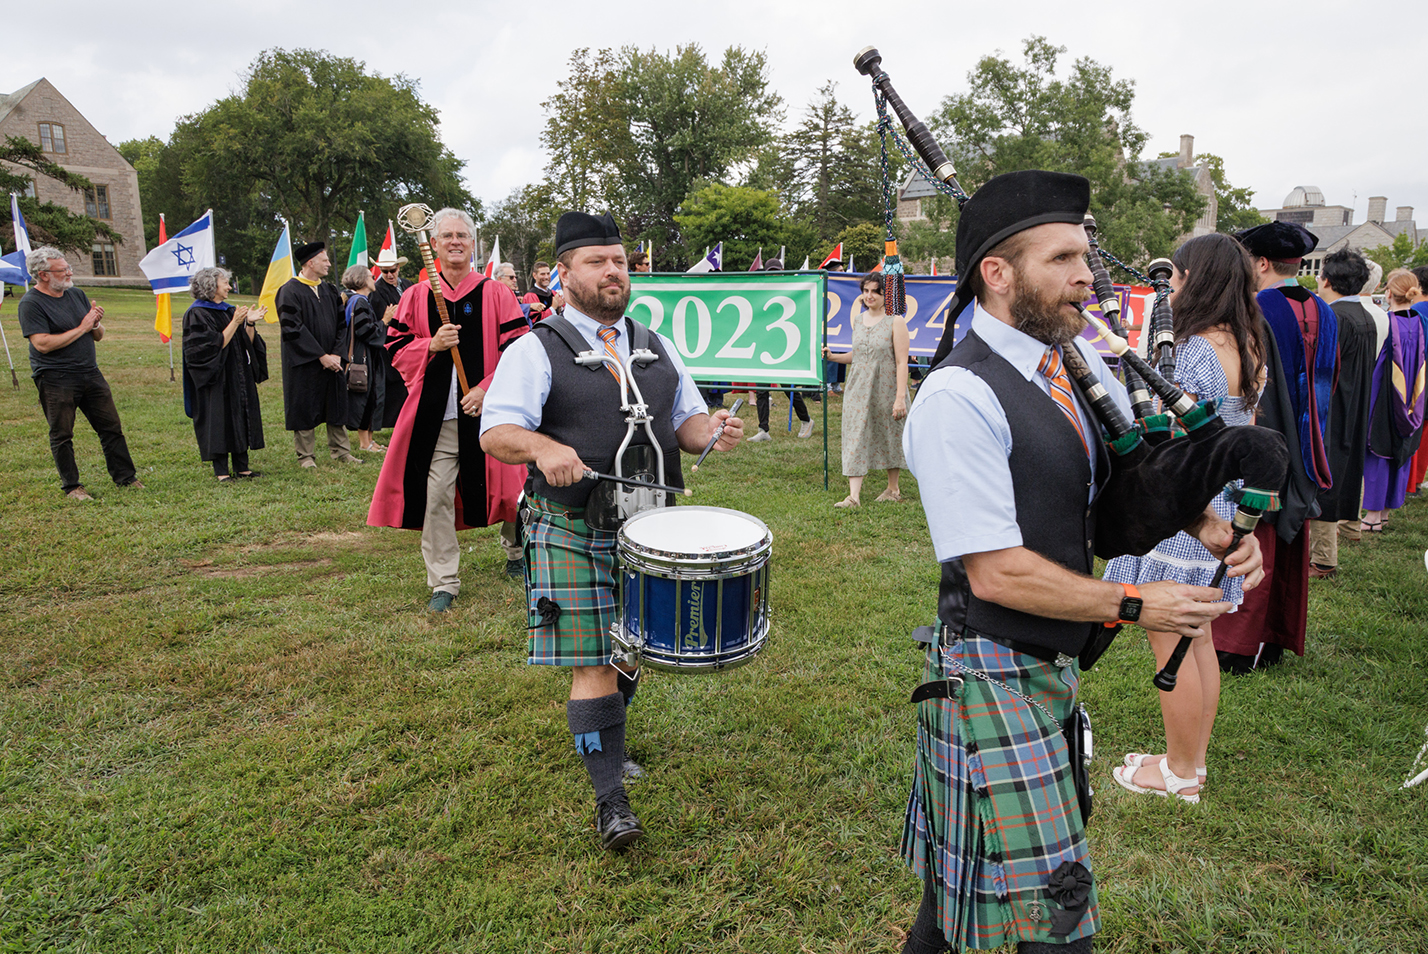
top-left (347, 210), bottom-right (368, 268)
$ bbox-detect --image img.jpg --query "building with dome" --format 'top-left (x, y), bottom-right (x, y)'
top-left (1258, 186), bottom-right (1419, 277)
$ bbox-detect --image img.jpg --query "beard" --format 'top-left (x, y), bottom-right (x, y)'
top-left (1009, 273), bottom-right (1088, 345)
top-left (566, 270), bottom-right (630, 323)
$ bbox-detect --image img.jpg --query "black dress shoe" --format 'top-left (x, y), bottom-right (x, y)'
top-left (594, 790), bottom-right (643, 850)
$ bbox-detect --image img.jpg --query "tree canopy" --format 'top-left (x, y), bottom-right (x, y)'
top-left (1, 135), bottom-right (122, 256)
top-left (123, 49), bottom-right (472, 289)
top-left (1364, 232), bottom-right (1428, 277)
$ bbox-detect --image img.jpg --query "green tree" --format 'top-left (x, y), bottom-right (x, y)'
top-left (781, 83), bottom-right (886, 242)
top-left (116, 135), bottom-right (180, 251)
top-left (152, 48), bottom-right (473, 287)
top-left (930, 35), bottom-right (1204, 264)
top-left (541, 44), bottom-right (782, 269)
top-left (674, 183), bottom-right (787, 269)
top-left (826, 222), bottom-right (884, 271)
top-left (1154, 150), bottom-right (1266, 233)
top-left (1, 136), bottom-right (122, 256)
top-left (1364, 232), bottom-right (1428, 276)
top-left (482, 183), bottom-right (558, 287)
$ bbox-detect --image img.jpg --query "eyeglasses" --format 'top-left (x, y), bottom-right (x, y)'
top-left (436, 232), bottom-right (472, 241)
top-left (45, 265), bottom-right (74, 275)
top-left (381, 268), bottom-right (398, 274)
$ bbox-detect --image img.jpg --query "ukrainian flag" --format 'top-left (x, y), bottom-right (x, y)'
top-left (257, 223), bottom-right (293, 322)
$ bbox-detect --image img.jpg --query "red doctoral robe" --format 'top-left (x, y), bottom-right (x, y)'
top-left (367, 271), bottom-right (528, 531)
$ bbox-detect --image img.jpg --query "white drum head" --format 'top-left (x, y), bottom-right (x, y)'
top-left (622, 506), bottom-right (767, 556)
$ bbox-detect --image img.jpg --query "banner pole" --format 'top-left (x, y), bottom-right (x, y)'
top-left (0, 311), bottom-right (17, 388)
top-left (169, 337), bottom-right (175, 382)
top-left (822, 271), bottom-right (829, 491)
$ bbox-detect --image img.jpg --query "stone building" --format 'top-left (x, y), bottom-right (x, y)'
top-left (1259, 187), bottom-right (1420, 277)
top-left (0, 78), bottom-right (147, 286)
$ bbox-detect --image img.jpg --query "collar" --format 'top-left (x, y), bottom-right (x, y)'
top-left (563, 305), bottom-right (623, 341)
top-left (296, 275), bottom-right (320, 288)
top-left (1337, 295), bottom-right (1361, 304)
top-left (198, 298), bottom-right (235, 311)
top-left (971, 300), bottom-right (1058, 382)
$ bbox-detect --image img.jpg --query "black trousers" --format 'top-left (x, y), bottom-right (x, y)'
top-left (757, 388), bottom-right (810, 431)
top-left (35, 370), bottom-right (137, 492)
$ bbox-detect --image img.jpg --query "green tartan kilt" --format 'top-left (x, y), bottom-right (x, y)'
top-left (901, 633), bottom-right (1099, 949)
top-left (524, 496), bottom-right (620, 667)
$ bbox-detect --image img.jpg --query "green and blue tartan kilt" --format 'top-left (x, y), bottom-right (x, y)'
top-left (524, 496), bottom-right (620, 667)
top-left (901, 633), bottom-right (1099, 949)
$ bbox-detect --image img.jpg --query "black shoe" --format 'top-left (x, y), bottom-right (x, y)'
top-left (622, 758), bottom-right (646, 782)
top-left (428, 591), bottom-right (456, 613)
top-left (594, 790), bottom-right (643, 850)
top-left (235, 470), bottom-right (263, 479)
top-left (505, 558), bottom-right (526, 580)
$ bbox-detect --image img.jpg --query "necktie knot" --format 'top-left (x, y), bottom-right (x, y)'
top-left (596, 326), bottom-right (622, 383)
top-left (1037, 346), bottom-right (1090, 460)
top-left (598, 327), bottom-right (617, 343)
top-left (1037, 348), bottom-right (1061, 378)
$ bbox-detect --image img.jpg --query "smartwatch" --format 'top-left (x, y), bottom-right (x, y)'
top-left (1106, 582), bottom-right (1143, 627)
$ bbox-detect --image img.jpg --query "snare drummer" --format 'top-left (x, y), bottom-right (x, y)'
top-left (481, 211), bottom-right (744, 851)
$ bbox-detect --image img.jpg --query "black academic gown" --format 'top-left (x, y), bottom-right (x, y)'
top-left (1318, 299), bottom-right (1376, 521)
top-left (181, 301), bottom-right (268, 460)
top-left (371, 277), bottom-right (411, 428)
top-left (344, 293), bottom-right (386, 430)
top-left (275, 277), bottom-right (350, 430)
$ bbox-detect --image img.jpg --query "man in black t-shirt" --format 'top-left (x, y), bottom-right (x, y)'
top-left (17, 247), bottom-right (141, 500)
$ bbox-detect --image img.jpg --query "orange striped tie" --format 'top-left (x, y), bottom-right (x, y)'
top-left (597, 326), bottom-right (622, 384)
top-left (1037, 347), bottom-right (1090, 459)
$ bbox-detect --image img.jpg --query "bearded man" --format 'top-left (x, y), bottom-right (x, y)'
top-left (899, 171), bottom-right (1262, 954)
top-left (480, 211), bottom-right (744, 852)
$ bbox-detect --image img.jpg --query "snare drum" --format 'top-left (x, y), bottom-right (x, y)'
top-left (612, 506), bottom-right (772, 672)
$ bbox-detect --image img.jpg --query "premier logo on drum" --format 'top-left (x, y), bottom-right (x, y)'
top-left (683, 583), bottom-right (711, 651)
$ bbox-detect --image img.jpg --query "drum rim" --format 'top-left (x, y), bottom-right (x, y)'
top-left (619, 505), bottom-right (772, 567)
top-left (610, 617), bottom-right (771, 672)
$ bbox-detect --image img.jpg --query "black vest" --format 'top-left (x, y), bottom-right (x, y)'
top-left (528, 315), bottom-right (685, 508)
top-left (935, 330), bottom-right (1107, 656)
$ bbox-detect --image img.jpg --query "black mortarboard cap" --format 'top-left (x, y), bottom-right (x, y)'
top-left (935, 170), bottom-right (1090, 364)
top-left (294, 241), bottom-right (326, 266)
top-left (1234, 221), bottom-right (1318, 263)
top-left (555, 212), bottom-right (623, 257)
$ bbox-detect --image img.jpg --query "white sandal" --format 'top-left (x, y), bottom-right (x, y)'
top-left (1111, 759), bottom-right (1201, 803)
top-left (1123, 752), bottom-right (1207, 787)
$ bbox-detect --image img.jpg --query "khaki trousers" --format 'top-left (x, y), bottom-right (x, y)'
top-left (422, 419), bottom-right (523, 596)
top-left (1308, 519), bottom-right (1338, 568)
top-left (293, 425), bottom-right (353, 464)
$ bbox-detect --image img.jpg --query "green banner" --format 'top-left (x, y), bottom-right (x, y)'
top-left (627, 272), bottom-right (826, 384)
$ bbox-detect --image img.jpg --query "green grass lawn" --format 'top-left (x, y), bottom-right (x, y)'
top-left (2, 288), bottom-right (1426, 952)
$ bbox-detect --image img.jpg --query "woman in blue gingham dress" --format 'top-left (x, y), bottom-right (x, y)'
top-left (1103, 233), bottom-right (1266, 803)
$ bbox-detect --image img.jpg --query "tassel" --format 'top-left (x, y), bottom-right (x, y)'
top-left (883, 241), bottom-right (906, 317)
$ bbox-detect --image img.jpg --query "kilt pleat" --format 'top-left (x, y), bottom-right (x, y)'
top-left (525, 501), bottom-right (619, 667)
top-left (901, 634), bottom-right (1099, 948)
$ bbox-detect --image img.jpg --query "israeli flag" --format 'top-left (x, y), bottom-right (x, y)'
top-left (685, 241), bottom-right (722, 274)
top-left (139, 209), bottom-right (216, 295)
top-left (548, 264), bottom-right (562, 295)
top-left (1, 193), bottom-right (32, 285)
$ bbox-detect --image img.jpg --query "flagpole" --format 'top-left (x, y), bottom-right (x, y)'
top-left (0, 307), bottom-right (16, 388)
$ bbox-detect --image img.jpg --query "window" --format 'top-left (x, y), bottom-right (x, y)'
top-left (38, 122), bottom-right (66, 154)
top-left (1277, 210), bottom-right (1314, 225)
top-left (22, 180), bottom-right (35, 199)
top-left (92, 243), bottom-right (118, 276)
top-left (84, 186), bottom-right (110, 219)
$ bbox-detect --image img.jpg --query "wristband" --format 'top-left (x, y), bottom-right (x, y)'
top-left (1106, 582), bottom-right (1143, 627)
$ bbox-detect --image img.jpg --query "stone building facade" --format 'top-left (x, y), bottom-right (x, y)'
top-left (1259, 187), bottom-right (1420, 277)
top-left (0, 78), bottom-right (147, 286)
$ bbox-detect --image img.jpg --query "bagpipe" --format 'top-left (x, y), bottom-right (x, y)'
top-left (854, 48), bottom-right (1290, 679)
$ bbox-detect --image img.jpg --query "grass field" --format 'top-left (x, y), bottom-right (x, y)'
top-left (2, 288), bottom-right (1426, 953)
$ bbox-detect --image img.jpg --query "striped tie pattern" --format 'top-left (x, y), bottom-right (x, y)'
top-left (1037, 347), bottom-right (1090, 459)
top-left (597, 326), bottom-right (622, 384)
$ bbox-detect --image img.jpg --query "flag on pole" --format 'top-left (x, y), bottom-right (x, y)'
top-left (257, 222), bottom-right (293, 322)
top-left (139, 210), bottom-right (215, 294)
top-left (818, 243), bottom-right (843, 269)
top-left (930, 257), bottom-right (939, 276)
top-left (347, 210), bottom-right (368, 269)
top-left (371, 220), bottom-right (397, 278)
top-left (1, 193), bottom-right (34, 285)
top-left (548, 262), bottom-right (562, 296)
top-left (686, 242), bottom-right (723, 273)
top-left (800, 255), bottom-right (810, 270)
top-left (154, 213), bottom-right (173, 342)
top-left (848, 254), bottom-right (855, 273)
top-left (747, 247), bottom-right (763, 271)
top-left (778, 246), bottom-right (786, 267)
top-left (871, 255), bottom-right (883, 273)
top-left (483, 235), bottom-right (501, 278)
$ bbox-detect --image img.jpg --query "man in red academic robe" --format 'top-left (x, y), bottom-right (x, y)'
top-left (367, 208), bottom-right (530, 611)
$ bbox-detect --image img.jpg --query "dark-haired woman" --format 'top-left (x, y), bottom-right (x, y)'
top-left (182, 266), bottom-right (268, 481)
top-left (1103, 233), bottom-right (1266, 802)
top-left (822, 273), bottom-right (909, 507)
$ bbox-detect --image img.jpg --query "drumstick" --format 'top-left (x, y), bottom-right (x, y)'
top-left (692, 398), bottom-right (745, 472)
top-left (583, 469), bottom-right (692, 497)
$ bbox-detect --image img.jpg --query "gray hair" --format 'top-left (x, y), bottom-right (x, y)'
top-left (1362, 259), bottom-right (1383, 296)
top-left (27, 246), bottom-right (65, 279)
top-left (494, 262), bottom-right (516, 280)
top-left (430, 207), bottom-right (476, 241)
top-left (341, 264), bottom-right (375, 291)
top-left (188, 266), bottom-right (232, 302)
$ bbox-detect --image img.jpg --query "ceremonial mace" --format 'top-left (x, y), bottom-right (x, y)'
top-left (397, 203), bottom-right (469, 395)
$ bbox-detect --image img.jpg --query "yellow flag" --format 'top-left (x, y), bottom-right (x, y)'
top-left (154, 292), bottom-right (172, 341)
top-left (257, 223), bottom-right (293, 322)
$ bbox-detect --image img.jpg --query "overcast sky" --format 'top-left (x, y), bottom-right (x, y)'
top-left (7, 0), bottom-right (1425, 236)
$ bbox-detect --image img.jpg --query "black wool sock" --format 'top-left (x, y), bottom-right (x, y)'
top-left (902, 875), bottom-right (950, 954)
top-left (1018, 936), bottom-right (1093, 954)
top-left (566, 692), bottom-right (627, 803)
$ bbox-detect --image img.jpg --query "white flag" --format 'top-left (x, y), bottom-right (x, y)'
top-left (139, 210), bottom-right (215, 295)
top-left (686, 242), bottom-right (722, 274)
